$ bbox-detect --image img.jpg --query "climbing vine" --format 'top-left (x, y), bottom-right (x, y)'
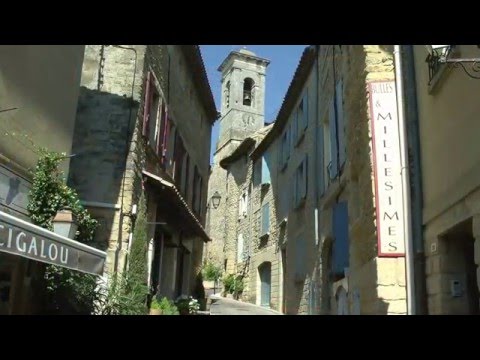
top-left (27, 148), bottom-right (99, 314)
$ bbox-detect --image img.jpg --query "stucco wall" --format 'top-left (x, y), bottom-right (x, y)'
top-left (0, 45), bottom-right (85, 176)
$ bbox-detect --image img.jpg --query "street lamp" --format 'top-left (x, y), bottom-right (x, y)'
top-left (426, 45), bottom-right (480, 83)
top-left (53, 207), bottom-right (78, 239)
top-left (211, 191), bottom-right (221, 210)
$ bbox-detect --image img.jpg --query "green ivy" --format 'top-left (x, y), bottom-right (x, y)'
top-left (122, 190), bottom-right (149, 314)
top-left (27, 148), bottom-right (99, 314)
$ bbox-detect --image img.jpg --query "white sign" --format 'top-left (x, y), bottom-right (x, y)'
top-left (0, 211), bottom-right (106, 275)
top-left (369, 81), bottom-right (405, 257)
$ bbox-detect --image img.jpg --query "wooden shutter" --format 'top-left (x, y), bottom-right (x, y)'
top-left (156, 101), bottom-right (166, 156)
top-left (261, 203), bottom-right (270, 235)
top-left (336, 80), bottom-right (346, 168)
top-left (302, 156), bottom-right (308, 200)
top-left (303, 90), bottom-right (309, 130)
top-left (332, 202), bottom-right (349, 277)
top-left (329, 100), bottom-right (338, 179)
top-left (142, 71), bottom-right (153, 137)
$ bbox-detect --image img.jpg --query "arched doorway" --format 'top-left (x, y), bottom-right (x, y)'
top-left (258, 262), bottom-right (271, 307)
top-left (336, 286), bottom-right (349, 315)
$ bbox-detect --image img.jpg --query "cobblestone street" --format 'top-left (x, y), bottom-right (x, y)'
top-left (209, 296), bottom-right (282, 315)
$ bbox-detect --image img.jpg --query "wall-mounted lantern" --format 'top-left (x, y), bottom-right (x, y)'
top-left (53, 207), bottom-right (78, 239)
top-left (211, 191), bottom-right (222, 210)
top-left (426, 45), bottom-right (480, 83)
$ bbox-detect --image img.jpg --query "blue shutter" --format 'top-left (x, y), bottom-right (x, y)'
top-left (302, 156), bottom-right (308, 199)
top-left (261, 152), bottom-right (271, 184)
top-left (292, 113), bottom-right (297, 147)
top-left (336, 80), bottom-right (345, 168)
top-left (278, 135), bottom-right (284, 169)
top-left (329, 100), bottom-right (338, 179)
top-left (318, 116), bottom-right (325, 198)
top-left (290, 121), bottom-right (295, 153)
top-left (286, 127), bottom-right (290, 161)
top-left (303, 91), bottom-right (308, 130)
top-left (261, 203), bottom-right (270, 235)
top-left (295, 236), bottom-right (306, 278)
top-left (254, 159), bottom-right (261, 186)
top-left (332, 202), bottom-right (349, 276)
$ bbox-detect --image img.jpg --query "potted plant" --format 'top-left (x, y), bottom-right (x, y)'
top-left (149, 297), bottom-right (163, 315)
top-left (175, 295), bottom-right (200, 315)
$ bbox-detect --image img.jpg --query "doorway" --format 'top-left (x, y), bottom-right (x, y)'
top-left (259, 262), bottom-right (271, 307)
top-left (440, 218), bottom-right (480, 315)
top-left (281, 248), bottom-right (287, 313)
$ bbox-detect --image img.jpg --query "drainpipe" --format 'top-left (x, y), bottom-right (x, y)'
top-left (313, 45), bottom-right (320, 315)
top-left (402, 45), bottom-right (427, 315)
top-left (393, 45), bottom-right (415, 315)
top-left (108, 45), bottom-right (138, 274)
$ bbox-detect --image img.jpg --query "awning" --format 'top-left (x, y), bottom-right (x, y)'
top-left (0, 211), bottom-right (106, 276)
top-left (142, 170), bottom-right (211, 242)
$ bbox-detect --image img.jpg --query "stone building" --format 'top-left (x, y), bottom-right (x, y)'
top-left (249, 46), bottom-right (318, 314)
top-left (0, 45), bottom-right (106, 314)
top-left (215, 45), bottom-right (411, 315)
top-left (315, 45), bottom-right (407, 315)
top-left (69, 45), bottom-right (218, 300)
top-left (206, 49), bottom-right (269, 270)
top-left (405, 45), bottom-right (480, 314)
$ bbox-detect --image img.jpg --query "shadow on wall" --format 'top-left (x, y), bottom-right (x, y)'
top-left (68, 86), bottom-right (138, 251)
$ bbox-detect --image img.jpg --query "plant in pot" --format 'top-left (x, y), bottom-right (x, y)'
top-left (223, 273), bottom-right (244, 299)
top-left (157, 297), bottom-right (179, 315)
top-left (149, 297), bottom-right (163, 315)
top-left (175, 295), bottom-right (200, 315)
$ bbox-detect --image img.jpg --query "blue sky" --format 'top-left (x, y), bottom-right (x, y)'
top-left (200, 45), bottom-right (307, 164)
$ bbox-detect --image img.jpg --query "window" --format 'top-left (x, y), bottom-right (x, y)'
top-left (237, 234), bottom-right (244, 263)
top-left (173, 134), bottom-right (185, 186)
top-left (225, 81), bottom-right (231, 108)
top-left (295, 90), bottom-right (309, 146)
top-left (336, 80), bottom-right (346, 169)
top-left (261, 153), bottom-right (271, 185)
top-left (293, 156), bottom-right (308, 208)
top-left (290, 120), bottom-right (296, 155)
top-left (192, 166), bottom-right (199, 213)
top-left (142, 71), bottom-right (163, 153)
top-left (279, 127), bottom-right (291, 170)
top-left (317, 110), bottom-right (325, 198)
top-left (295, 235), bottom-right (306, 280)
top-left (253, 159), bottom-right (262, 187)
top-left (166, 123), bottom-right (176, 173)
top-left (238, 190), bottom-right (248, 219)
top-left (180, 155), bottom-right (189, 199)
top-left (332, 202), bottom-right (349, 279)
top-left (157, 103), bottom-right (167, 160)
top-left (148, 93), bottom-right (160, 149)
top-left (243, 78), bottom-right (254, 106)
top-left (261, 202), bottom-right (270, 237)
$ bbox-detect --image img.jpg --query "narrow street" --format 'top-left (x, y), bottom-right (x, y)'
top-left (209, 295), bottom-right (282, 315)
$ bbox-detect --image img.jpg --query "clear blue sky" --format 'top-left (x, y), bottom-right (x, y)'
top-left (200, 45), bottom-right (308, 164)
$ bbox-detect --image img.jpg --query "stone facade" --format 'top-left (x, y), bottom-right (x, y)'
top-left (231, 45), bottom-right (408, 315)
top-left (70, 45), bottom-right (216, 300)
top-left (318, 45), bottom-right (407, 315)
top-left (411, 45), bottom-right (480, 314)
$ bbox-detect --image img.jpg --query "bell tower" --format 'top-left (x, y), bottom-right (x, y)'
top-left (205, 48), bottom-right (269, 268)
top-left (216, 48), bottom-right (270, 153)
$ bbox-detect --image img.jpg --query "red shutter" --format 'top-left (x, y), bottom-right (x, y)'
top-left (156, 101), bottom-right (166, 156)
top-left (142, 71), bottom-right (153, 137)
top-left (161, 112), bottom-right (170, 167)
